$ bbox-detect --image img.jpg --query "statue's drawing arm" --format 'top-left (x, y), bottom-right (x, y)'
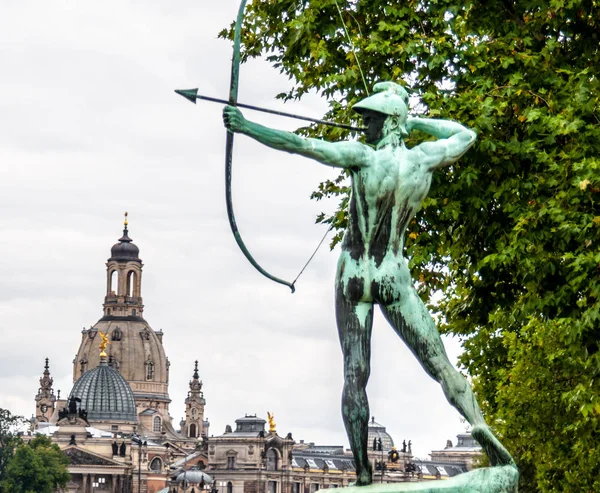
top-left (407, 116), bottom-right (476, 170)
top-left (224, 106), bottom-right (371, 168)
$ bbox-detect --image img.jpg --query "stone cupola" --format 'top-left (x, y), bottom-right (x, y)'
top-left (104, 212), bottom-right (143, 320)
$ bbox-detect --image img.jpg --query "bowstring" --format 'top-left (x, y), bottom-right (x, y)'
top-left (292, 0), bottom-right (367, 288)
top-left (292, 223), bottom-right (335, 287)
top-left (333, 0), bottom-right (370, 96)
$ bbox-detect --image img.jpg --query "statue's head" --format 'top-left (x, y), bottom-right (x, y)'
top-left (353, 82), bottom-right (409, 146)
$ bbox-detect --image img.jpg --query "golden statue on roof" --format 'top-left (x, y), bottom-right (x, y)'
top-left (99, 331), bottom-right (110, 357)
top-left (267, 412), bottom-right (276, 433)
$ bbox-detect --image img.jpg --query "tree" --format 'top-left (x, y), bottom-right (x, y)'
top-left (221, 1), bottom-right (600, 491)
top-left (1, 435), bottom-right (70, 493)
top-left (0, 409), bottom-right (23, 485)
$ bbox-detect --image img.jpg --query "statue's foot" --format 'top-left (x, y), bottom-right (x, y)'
top-left (472, 425), bottom-right (516, 467)
top-left (355, 468), bottom-right (373, 486)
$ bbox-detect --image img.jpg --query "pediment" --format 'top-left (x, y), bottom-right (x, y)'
top-left (63, 446), bottom-right (123, 466)
top-left (265, 435), bottom-right (284, 451)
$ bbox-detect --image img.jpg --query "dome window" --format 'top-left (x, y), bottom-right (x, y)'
top-left (189, 423), bottom-right (197, 438)
top-left (112, 327), bottom-right (122, 341)
top-left (153, 416), bottom-right (162, 433)
top-left (145, 361), bottom-right (155, 380)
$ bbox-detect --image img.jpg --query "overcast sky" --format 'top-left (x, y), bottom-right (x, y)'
top-left (0, 0), bottom-right (470, 459)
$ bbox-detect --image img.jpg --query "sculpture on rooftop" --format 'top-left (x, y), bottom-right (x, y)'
top-left (267, 412), bottom-right (276, 433)
top-left (98, 331), bottom-right (110, 357)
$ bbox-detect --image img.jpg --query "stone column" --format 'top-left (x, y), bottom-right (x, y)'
top-left (111, 473), bottom-right (117, 493)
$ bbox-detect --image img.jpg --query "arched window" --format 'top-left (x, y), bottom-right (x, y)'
top-left (266, 448), bottom-right (278, 471)
top-left (189, 423), bottom-right (197, 438)
top-left (126, 271), bottom-right (137, 297)
top-left (227, 482), bottom-right (233, 493)
top-left (109, 270), bottom-right (118, 295)
top-left (80, 357), bottom-right (88, 373)
top-left (153, 416), bottom-right (162, 433)
top-left (146, 361), bottom-right (154, 380)
top-left (111, 327), bottom-right (122, 341)
top-left (149, 457), bottom-right (162, 471)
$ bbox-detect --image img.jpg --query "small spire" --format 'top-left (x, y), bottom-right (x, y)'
top-left (193, 360), bottom-right (199, 379)
top-left (57, 390), bottom-right (61, 399)
top-left (118, 212), bottom-right (133, 244)
top-left (44, 358), bottom-right (49, 371)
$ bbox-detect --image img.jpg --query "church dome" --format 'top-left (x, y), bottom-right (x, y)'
top-left (175, 467), bottom-right (213, 485)
top-left (109, 228), bottom-right (140, 262)
top-left (367, 417), bottom-right (395, 451)
top-left (69, 358), bottom-right (137, 423)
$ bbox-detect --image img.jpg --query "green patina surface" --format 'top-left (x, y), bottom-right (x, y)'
top-left (344, 466), bottom-right (518, 493)
top-left (223, 81), bottom-right (516, 490)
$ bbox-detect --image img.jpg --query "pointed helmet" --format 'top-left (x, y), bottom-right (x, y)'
top-left (353, 82), bottom-right (409, 119)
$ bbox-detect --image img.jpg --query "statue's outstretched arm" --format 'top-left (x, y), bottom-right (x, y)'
top-left (408, 116), bottom-right (476, 170)
top-left (224, 106), bottom-right (371, 168)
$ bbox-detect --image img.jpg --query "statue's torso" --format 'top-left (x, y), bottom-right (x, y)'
top-left (337, 144), bottom-right (432, 304)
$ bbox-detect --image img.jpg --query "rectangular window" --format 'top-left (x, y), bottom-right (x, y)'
top-left (310, 484), bottom-right (320, 493)
top-left (292, 483), bottom-right (302, 493)
top-left (268, 481), bottom-right (277, 493)
top-left (111, 425), bottom-right (118, 431)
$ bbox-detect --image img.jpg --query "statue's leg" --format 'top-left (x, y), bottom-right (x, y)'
top-left (335, 288), bottom-right (374, 485)
top-left (379, 290), bottom-right (515, 467)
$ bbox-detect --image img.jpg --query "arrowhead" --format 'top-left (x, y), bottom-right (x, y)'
top-left (174, 88), bottom-right (199, 104)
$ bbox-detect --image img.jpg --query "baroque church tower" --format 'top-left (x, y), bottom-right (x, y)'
top-left (73, 214), bottom-right (174, 438)
top-left (181, 361), bottom-right (208, 439)
top-left (34, 358), bottom-right (56, 423)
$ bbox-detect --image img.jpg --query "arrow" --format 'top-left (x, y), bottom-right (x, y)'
top-left (175, 88), bottom-right (366, 132)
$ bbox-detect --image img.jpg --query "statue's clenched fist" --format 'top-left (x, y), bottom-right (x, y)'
top-left (223, 105), bottom-right (246, 133)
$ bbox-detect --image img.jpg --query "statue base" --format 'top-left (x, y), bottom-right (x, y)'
top-left (345, 466), bottom-right (518, 493)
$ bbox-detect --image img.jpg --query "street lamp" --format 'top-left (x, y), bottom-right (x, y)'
top-left (210, 474), bottom-right (219, 493)
top-left (131, 434), bottom-right (146, 493)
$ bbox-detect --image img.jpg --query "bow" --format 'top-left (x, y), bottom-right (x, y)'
top-left (225, 0), bottom-right (296, 293)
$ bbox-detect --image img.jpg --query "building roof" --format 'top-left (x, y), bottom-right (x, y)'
top-left (109, 226), bottom-right (141, 262)
top-left (413, 460), bottom-right (469, 478)
top-left (69, 357), bottom-right (138, 423)
top-left (291, 454), bottom-right (355, 473)
top-left (175, 467), bottom-right (213, 484)
top-left (216, 415), bottom-right (267, 437)
top-left (367, 416), bottom-right (394, 451)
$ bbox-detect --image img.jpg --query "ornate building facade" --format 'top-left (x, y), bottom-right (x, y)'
top-left (30, 218), bottom-right (477, 493)
top-left (33, 219), bottom-right (209, 493)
